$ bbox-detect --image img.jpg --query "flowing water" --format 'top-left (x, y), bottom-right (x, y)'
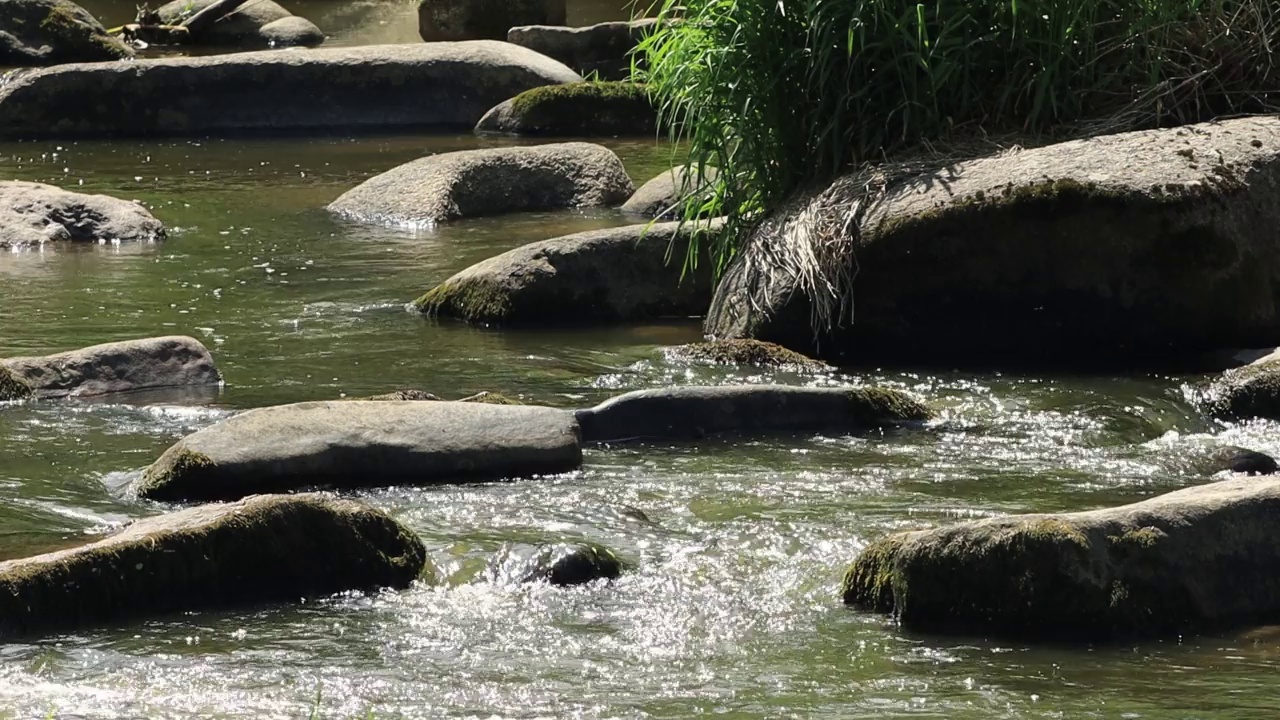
top-left (5, 5), bottom-right (1280, 716)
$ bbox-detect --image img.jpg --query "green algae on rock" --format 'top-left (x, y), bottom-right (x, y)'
top-left (0, 0), bottom-right (132, 66)
top-left (476, 82), bottom-right (658, 137)
top-left (0, 494), bottom-right (427, 640)
top-left (667, 339), bottom-right (827, 370)
top-left (842, 478), bottom-right (1280, 639)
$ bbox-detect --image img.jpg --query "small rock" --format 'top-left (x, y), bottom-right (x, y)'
top-left (508, 19), bottom-right (658, 80)
top-left (0, 336), bottom-right (220, 399)
top-left (668, 339), bottom-right (828, 370)
top-left (0, 181), bottom-right (165, 249)
top-left (1212, 446), bottom-right (1278, 476)
top-left (260, 16), bottom-right (326, 47)
top-left (157, 0), bottom-right (323, 48)
top-left (492, 543), bottom-right (625, 586)
top-left (1202, 349), bottom-right (1280, 420)
top-left (418, 0), bottom-right (565, 41)
top-left (621, 165), bottom-right (718, 219)
top-left (476, 82), bottom-right (657, 137)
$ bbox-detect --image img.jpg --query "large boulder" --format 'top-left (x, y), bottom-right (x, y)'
top-left (157, 0), bottom-right (324, 48)
top-left (0, 336), bottom-right (221, 400)
top-left (508, 20), bottom-right (657, 81)
top-left (134, 400), bottom-right (583, 502)
top-left (0, 181), bottom-right (165, 249)
top-left (1201, 348), bottom-right (1280, 420)
top-left (0, 42), bottom-right (582, 139)
top-left (476, 82), bottom-right (657, 137)
top-left (0, 494), bottom-right (426, 639)
top-left (575, 385), bottom-right (931, 443)
top-left (412, 220), bottom-right (719, 325)
top-left (843, 478), bottom-right (1280, 640)
top-left (328, 142), bottom-right (633, 227)
top-left (621, 165), bottom-right (718, 219)
top-left (707, 117), bottom-right (1280, 365)
top-left (418, 0), bottom-right (565, 42)
top-left (0, 0), bottom-right (132, 66)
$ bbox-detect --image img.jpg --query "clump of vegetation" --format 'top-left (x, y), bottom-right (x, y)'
top-left (670, 338), bottom-right (829, 369)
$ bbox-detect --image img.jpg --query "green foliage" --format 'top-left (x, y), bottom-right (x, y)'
top-left (637, 0), bottom-right (1280, 272)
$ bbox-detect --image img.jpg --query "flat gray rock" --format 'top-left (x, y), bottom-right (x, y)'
top-left (0, 494), bottom-right (426, 639)
top-left (328, 142), bottom-right (633, 227)
top-left (0, 0), bottom-right (132, 66)
top-left (0, 42), bottom-right (582, 139)
top-left (1, 336), bottom-right (221, 400)
top-left (413, 220), bottom-right (719, 325)
top-left (135, 400), bottom-right (584, 501)
top-left (844, 477), bottom-right (1280, 639)
top-left (0, 181), bottom-right (165, 249)
top-left (621, 165), bottom-right (718, 219)
top-left (575, 385), bottom-right (931, 443)
top-left (508, 20), bottom-right (657, 80)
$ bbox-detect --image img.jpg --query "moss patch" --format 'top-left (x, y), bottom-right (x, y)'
top-left (509, 81), bottom-right (650, 116)
top-left (39, 2), bottom-right (132, 60)
top-left (842, 533), bottom-right (908, 610)
top-left (495, 82), bottom-right (659, 136)
top-left (413, 279), bottom-right (512, 324)
top-left (0, 367), bottom-right (34, 402)
top-left (136, 448), bottom-right (215, 498)
top-left (846, 387), bottom-right (932, 426)
top-left (672, 339), bottom-right (828, 369)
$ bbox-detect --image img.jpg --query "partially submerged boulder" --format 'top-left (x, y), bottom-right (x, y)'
top-left (1209, 446), bottom-right (1279, 476)
top-left (707, 117), bottom-right (1280, 365)
top-left (328, 142), bottom-right (633, 227)
top-left (157, 0), bottom-right (324, 48)
top-left (0, 0), bottom-right (132, 66)
top-left (1, 336), bottom-right (221, 399)
top-left (476, 82), bottom-right (657, 137)
top-left (488, 542), bottom-right (625, 586)
top-left (413, 220), bottom-right (719, 325)
top-left (843, 478), bottom-right (1280, 639)
top-left (0, 42), bottom-right (582, 139)
top-left (1202, 348), bottom-right (1280, 420)
top-left (135, 400), bottom-right (583, 502)
top-left (418, 0), bottom-right (565, 41)
top-left (508, 19), bottom-right (657, 80)
top-left (0, 494), bottom-right (426, 639)
top-left (575, 385), bottom-right (930, 443)
top-left (667, 339), bottom-right (828, 370)
top-left (0, 181), bottom-right (165, 249)
top-left (621, 165), bottom-right (718, 219)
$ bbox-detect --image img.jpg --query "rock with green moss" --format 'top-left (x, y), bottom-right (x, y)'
top-left (0, 0), bottom-right (132, 66)
top-left (1202, 348), bottom-right (1280, 420)
top-left (0, 493), bottom-right (427, 640)
top-left (134, 400), bottom-right (583, 502)
top-left (329, 142), bottom-right (632, 227)
top-left (1, 181), bottom-right (166, 249)
top-left (508, 19), bottom-right (657, 80)
top-left (667, 339), bottom-right (828, 370)
top-left (476, 82), bottom-right (657, 137)
top-left (488, 542), bottom-right (625, 586)
top-left (0, 42), bottom-right (581, 140)
top-left (418, 0), bottom-right (564, 41)
top-left (0, 366), bottom-right (34, 401)
top-left (413, 219), bottom-right (720, 326)
top-left (1, 336), bottom-right (220, 399)
top-left (843, 477), bottom-right (1280, 639)
top-left (707, 116), bottom-right (1280, 365)
top-left (574, 384), bottom-right (930, 443)
top-left (356, 389), bottom-right (443, 401)
top-left (622, 165), bottom-right (718, 219)
top-left (157, 0), bottom-right (323, 48)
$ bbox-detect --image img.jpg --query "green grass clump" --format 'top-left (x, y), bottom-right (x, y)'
top-left (638, 0), bottom-right (1280, 274)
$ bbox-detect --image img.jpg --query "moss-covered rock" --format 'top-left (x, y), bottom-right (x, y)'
top-left (575, 384), bottom-right (930, 443)
top-left (490, 542), bottom-right (626, 586)
top-left (842, 478), bottom-right (1280, 639)
top-left (0, 0), bottom-right (133, 66)
top-left (0, 494), bottom-right (427, 639)
top-left (668, 339), bottom-right (828, 370)
top-left (0, 366), bottom-right (33, 401)
top-left (1202, 349), bottom-right (1280, 420)
top-left (476, 82), bottom-right (658, 137)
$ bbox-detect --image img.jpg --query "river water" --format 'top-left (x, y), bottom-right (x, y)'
top-left (4, 5), bottom-right (1280, 719)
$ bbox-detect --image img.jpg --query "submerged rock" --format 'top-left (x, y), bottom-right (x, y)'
top-left (329, 142), bottom-right (632, 227)
top-left (476, 82), bottom-right (657, 137)
top-left (0, 181), bottom-right (165, 249)
top-left (621, 165), bottom-right (718, 219)
top-left (1202, 349), bottom-right (1280, 420)
top-left (490, 543), bottom-right (625, 586)
top-left (575, 385), bottom-right (930, 443)
top-left (707, 117), bottom-right (1280, 365)
top-left (0, 494), bottom-right (426, 639)
top-left (668, 339), bottom-right (828, 370)
top-left (508, 19), bottom-right (657, 80)
top-left (135, 400), bottom-right (583, 502)
top-left (418, 0), bottom-right (565, 41)
top-left (0, 336), bottom-right (221, 399)
top-left (1210, 446), bottom-right (1279, 476)
top-left (413, 220), bottom-right (719, 325)
top-left (0, 42), bottom-right (581, 139)
top-left (0, 0), bottom-right (132, 66)
top-left (843, 477), bottom-right (1280, 639)
top-left (157, 0), bottom-right (324, 48)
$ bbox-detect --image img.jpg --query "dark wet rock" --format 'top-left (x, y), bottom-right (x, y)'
top-left (668, 339), bottom-right (828, 370)
top-left (329, 142), bottom-right (632, 227)
top-left (621, 165), bottom-right (718, 219)
top-left (0, 494), bottom-right (427, 639)
top-left (575, 384), bottom-right (931, 443)
top-left (358, 389), bottom-right (443, 401)
top-left (508, 19), bottom-right (657, 80)
top-left (1202, 349), bottom-right (1280, 420)
top-left (157, 0), bottom-right (323, 48)
top-left (413, 219), bottom-right (719, 326)
top-left (0, 42), bottom-right (581, 139)
top-left (0, 336), bottom-right (221, 399)
top-left (476, 82), bottom-right (657, 137)
top-left (1211, 447), bottom-right (1279, 476)
top-left (843, 477), bottom-right (1280, 640)
top-left (0, 0), bottom-right (132, 66)
top-left (0, 181), bottom-right (165, 249)
top-left (418, 0), bottom-right (565, 41)
top-left (135, 400), bottom-right (583, 502)
top-left (707, 117), bottom-right (1280, 365)
top-left (492, 543), bottom-right (625, 586)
